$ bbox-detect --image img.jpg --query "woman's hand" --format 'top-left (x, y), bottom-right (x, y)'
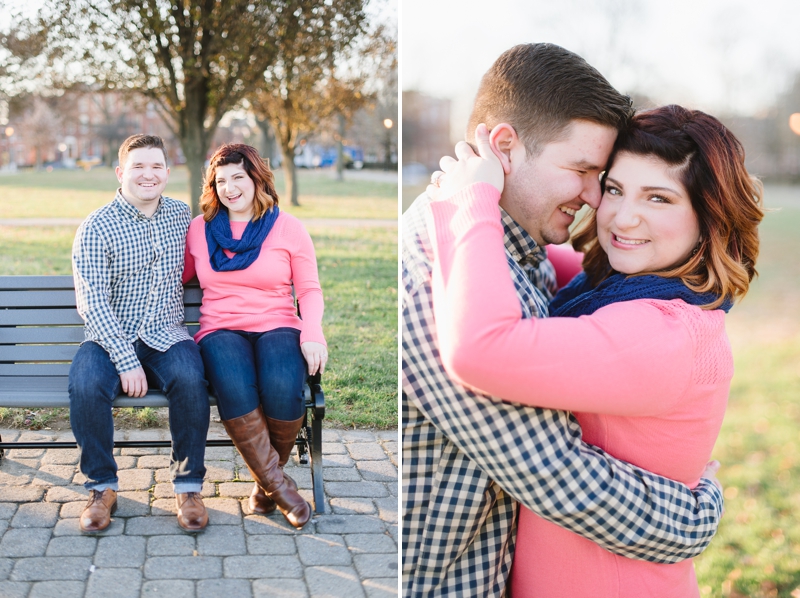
top-left (426, 123), bottom-right (505, 201)
top-left (701, 460), bottom-right (725, 516)
top-left (301, 341), bottom-right (328, 375)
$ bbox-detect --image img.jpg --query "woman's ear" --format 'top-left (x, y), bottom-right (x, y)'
top-left (488, 123), bottom-right (519, 176)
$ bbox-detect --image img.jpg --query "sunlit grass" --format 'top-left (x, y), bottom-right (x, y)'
top-left (0, 166), bottom-right (398, 220)
top-left (0, 170), bottom-right (398, 430)
top-left (693, 189), bottom-right (800, 597)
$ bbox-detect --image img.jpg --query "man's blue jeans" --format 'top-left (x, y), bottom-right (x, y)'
top-left (198, 328), bottom-right (306, 422)
top-left (68, 340), bottom-right (209, 494)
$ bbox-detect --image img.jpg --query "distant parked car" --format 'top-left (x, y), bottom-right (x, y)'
top-left (76, 156), bottom-right (102, 171)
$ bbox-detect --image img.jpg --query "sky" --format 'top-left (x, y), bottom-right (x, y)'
top-left (401, 0), bottom-right (800, 142)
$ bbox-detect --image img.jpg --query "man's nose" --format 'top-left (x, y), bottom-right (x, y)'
top-left (580, 177), bottom-right (602, 210)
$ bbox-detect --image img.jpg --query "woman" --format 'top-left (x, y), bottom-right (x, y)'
top-left (426, 107), bottom-right (763, 596)
top-left (184, 144), bottom-right (327, 529)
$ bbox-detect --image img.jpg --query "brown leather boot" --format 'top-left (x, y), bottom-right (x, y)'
top-left (250, 415), bottom-right (305, 515)
top-left (80, 488), bottom-right (118, 533)
top-left (222, 408), bottom-right (311, 528)
top-left (176, 492), bottom-right (209, 531)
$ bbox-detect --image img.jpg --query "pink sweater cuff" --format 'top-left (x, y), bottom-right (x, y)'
top-left (429, 183), bottom-right (503, 246)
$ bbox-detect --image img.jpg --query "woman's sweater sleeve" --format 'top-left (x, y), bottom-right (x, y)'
top-left (182, 217), bottom-right (199, 284)
top-left (289, 219), bottom-right (326, 346)
top-left (428, 183), bottom-right (694, 417)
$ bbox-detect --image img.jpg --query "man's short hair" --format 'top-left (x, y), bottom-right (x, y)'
top-left (118, 134), bottom-right (168, 167)
top-left (468, 43), bottom-right (634, 157)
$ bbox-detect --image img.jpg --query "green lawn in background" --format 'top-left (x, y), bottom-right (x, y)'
top-left (0, 166), bottom-right (397, 220)
top-left (0, 167), bottom-right (398, 429)
top-left (693, 187), bottom-right (800, 597)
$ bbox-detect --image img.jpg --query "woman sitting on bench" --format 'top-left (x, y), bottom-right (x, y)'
top-left (184, 143), bottom-right (327, 529)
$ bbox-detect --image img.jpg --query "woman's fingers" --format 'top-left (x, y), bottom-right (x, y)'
top-left (439, 155), bottom-right (457, 172)
top-left (301, 342), bottom-right (328, 376)
top-left (454, 140), bottom-right (478, 162)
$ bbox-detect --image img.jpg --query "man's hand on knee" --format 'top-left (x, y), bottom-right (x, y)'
top-left (120, 367), bottom-right (148, 397)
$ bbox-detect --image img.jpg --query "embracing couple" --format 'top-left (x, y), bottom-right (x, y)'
top-left (402, 43), bottom-right (763, 596)
top-left (69, 136), bottom-right (327, 533)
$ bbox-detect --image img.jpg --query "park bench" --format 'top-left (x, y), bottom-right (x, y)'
top-left (0, 275), bottom-right (325, 514)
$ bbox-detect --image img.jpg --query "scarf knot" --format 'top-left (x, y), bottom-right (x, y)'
top-left (204, 207), bottom-right (280, 272)
top-left (549, 272), bottom-right (732, 317)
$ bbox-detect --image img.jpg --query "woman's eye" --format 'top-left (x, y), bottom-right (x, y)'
top-left (650, 195), bottom-right (669, 203)
top-left (606, 187), bottom-right (621, 196)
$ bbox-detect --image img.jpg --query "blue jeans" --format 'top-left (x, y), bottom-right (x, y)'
top-left (68, 340), bottom-right (209, 494)
top-left (198, 328), bottom-right (306, 422)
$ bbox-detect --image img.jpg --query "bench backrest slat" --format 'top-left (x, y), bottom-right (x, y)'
top-left (0, 276), bottom-right (206, 388)
top-left (0, 309), bottom-right (85, 326)
top-left (0, 363), bottom-right (72, 376)
top-left (0, 275), bottom-right (75, 290)
top-left (0, 345), bottom-right (79, 361)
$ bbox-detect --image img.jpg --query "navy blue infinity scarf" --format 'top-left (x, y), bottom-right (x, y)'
top-left (205, 207), bottom-right (280, 272)
top-left (549, 271), bottom-right (732, 317)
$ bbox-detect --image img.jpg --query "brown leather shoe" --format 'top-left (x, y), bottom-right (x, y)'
top-left (176, 492), bottom-right (209, 531)
top-left (80, 489), bottom-right (118, 533)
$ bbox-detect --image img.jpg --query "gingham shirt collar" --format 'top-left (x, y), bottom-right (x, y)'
top-left (402, 192), bottom-right (723, 597)
top-left (72, 192), bottom-right (192, 373)
top-left (113, 188), bottom-right (164, 220)
top-left (500, 208), bottom-right (547, 268)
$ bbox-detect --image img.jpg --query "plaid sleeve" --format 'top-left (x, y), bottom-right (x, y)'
top-left (403, 274), bottom-right (722, 564)
top-left (72, 220), bottom-right (140, 373)
top-left (408, 377), bottom-right (723, 563)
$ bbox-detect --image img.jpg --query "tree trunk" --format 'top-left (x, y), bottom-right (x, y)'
top-left (256, 118), bottom-right (277, 168)
top-left (336, 113), bottom-right (345, 182)
top-left (181, 93), bottom-right (210, 217)
top-left (283, 151), bottom-right (300, 207)
top-left (275, 134), bottom-right (300, 207)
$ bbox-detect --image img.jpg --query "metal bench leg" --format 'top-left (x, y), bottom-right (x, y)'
top-left (310, 410), bottom-right (324, 514)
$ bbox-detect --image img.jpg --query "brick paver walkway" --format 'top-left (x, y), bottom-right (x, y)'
top-left (0, 424), bottom-right (398, 597)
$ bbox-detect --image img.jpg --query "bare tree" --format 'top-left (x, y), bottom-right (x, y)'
top-left (20, 97), bottom-right (60, 168)
top-left (248, 0), bottom-right (368, 206)
top-left (7, 0), bottom-right (306, 215)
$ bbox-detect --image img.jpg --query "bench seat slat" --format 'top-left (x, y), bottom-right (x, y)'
top-left (0, 309), bottom-right (85, 326)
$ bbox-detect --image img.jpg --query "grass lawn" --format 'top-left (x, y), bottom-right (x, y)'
top-left (0, 168), bottom-right (398, 430)
top-left (0, 166), bottom-right (397, 220)
top-left (693, 186), bottom-right (800, 597)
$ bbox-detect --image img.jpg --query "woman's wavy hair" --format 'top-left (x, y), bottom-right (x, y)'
top-left (571, 105), bottom-right (764, 309)
top-left (200, 144), bottom-right (279, 222)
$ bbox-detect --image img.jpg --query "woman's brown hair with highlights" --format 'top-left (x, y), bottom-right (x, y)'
top-left (200, 144), bottom-right (279, 222)
top-left (571, 105), bottom-right (764, 309)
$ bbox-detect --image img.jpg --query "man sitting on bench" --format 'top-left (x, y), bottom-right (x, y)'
top-left (70, 134), bottom-right (209, 533)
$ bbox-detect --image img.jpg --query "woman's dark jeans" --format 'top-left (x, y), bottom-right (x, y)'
top-left (198, 327), bottom-right (307, 422)
top-left (68, 340), bottom-right (209, 493)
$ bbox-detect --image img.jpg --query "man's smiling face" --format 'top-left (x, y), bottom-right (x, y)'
top-left (115, 147), bottom-right (169, 212)
top-left (500, 120), bottom-right (617, 246)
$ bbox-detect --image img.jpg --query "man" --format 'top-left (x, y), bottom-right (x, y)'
top-left (402, 43), bottom-right (724, 596)
top-left (70, 134), bottom-right (209, 533)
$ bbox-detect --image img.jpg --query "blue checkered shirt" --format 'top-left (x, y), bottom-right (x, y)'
top-left (72, 191), bottom-right (193, 373)
top-left (402, 192), bottom-right (724, 598)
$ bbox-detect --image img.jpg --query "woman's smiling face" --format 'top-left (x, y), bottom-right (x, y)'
top-left (597, 151), bottom-right (701, 274)
top-left (215, 162), bottom-right (256, 221)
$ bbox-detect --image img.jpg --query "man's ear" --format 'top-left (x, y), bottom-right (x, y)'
top-left (488, 123), bottom-right (519, 176)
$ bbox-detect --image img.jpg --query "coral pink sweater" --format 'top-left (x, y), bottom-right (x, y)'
top-left (183, 212), bottom-right (325, 345)
top-left (427, 184), bottom-right (732, 598)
